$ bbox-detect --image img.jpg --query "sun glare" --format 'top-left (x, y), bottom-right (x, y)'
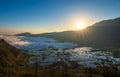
top-left (76, 22), bottom-right (85, 30)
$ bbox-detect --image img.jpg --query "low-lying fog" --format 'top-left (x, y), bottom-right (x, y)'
top-left (0, 34), bottom-right (77, 50)
top-left (0, 34), bottom-right (120, 67)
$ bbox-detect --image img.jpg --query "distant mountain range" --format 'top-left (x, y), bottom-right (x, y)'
top-left (0, 39), bottom-right (28, 66)
top-left (16, 17), bottom-right (120, 48)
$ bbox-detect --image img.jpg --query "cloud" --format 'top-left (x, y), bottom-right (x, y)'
top-left (0, 35), bottom-right (30, 46)
top-left (0, 34), bottom-right (77, 50)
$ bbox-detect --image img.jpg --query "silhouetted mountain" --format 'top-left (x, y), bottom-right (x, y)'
top-left (16, 17), bottom-right (120, 48)
top-left (15, 32), bottom-right (32, 36)
top-left (0, 39), bottom-right (28, 66)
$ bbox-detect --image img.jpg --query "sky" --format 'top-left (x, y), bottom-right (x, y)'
top-left (0, 0), bottom-right (120, 34)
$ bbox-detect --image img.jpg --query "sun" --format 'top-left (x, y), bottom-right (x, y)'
top-left (76, 22), bottom-right (85, 30)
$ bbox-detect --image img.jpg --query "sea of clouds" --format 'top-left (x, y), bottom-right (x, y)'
top-left (0, 34), bottom-right (77, 50)
top-left (0, 34), bottom-right (120, 67)
top-left (28, 47), bottom-right (120, 67)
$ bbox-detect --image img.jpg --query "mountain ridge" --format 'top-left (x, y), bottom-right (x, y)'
top-left (15, 17), bottom-right (120, 48)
